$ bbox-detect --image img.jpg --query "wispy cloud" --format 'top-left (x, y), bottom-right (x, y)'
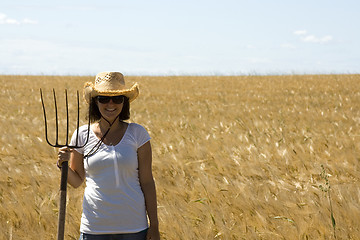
top-left (293, 29), bottom-right (333, 44)
top-left (302, 35), bottom-right (333, 43)
top-left (23, 18), bottom-right (38, 24)
top-left (0, 13), bottom-right (38, 25)
top-left (293, 30), bottom-right (307, 35)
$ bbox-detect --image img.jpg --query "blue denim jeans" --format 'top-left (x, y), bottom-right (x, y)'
top-left (79, 229), bottom-right (148, 240)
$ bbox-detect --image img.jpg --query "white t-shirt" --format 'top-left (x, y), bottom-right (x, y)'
top-left (70, 122), bottom-right (151, 234)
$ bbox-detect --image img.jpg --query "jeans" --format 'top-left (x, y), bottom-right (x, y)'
top-left (79, 229), bottom-right (148, 240)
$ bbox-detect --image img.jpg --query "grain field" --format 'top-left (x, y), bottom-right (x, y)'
top-left (0, 74), bottom-right (359, 239)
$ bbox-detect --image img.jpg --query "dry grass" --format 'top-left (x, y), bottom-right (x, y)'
top-left (0, 74), bottom-right (359, 239)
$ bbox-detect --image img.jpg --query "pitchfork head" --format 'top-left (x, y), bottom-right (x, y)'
top-left (40, 88), bottom-right (90, 149)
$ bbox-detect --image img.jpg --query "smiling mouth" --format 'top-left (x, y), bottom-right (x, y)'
top-left (105, 108), bottom-right (116, 112)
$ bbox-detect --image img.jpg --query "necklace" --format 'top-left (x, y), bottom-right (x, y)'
top-left (84, 115), bottom-right (120, 159)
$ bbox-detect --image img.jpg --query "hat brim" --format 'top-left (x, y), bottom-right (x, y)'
top-left (84, 82), bottom-right (139, 103)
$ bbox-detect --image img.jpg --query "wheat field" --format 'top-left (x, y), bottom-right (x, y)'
top-left (0, 74), bottom-right (359, 239)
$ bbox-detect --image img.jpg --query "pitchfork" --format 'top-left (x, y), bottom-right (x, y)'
top-left (40, 88), bottom-right (90, 240)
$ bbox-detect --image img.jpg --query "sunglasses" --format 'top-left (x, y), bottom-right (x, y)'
top-left (97, 95), bottom-right (124, 104)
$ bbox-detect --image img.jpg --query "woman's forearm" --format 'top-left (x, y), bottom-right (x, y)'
top-left (57, 148), bottom-right (85, 188)
top-left (66, 166), bottom-right (84, 188)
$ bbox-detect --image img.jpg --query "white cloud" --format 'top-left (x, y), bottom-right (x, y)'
top-left (0, 13), bottom-right (38, 25)
top-left (0, 13), bottom-right (19, 24)
top-left (293, 29), bottom-right (333, 44)
top-left (294, 30), bottom-right (307, 35)
top-left (23, 18), bottom-right (38, 24)
top-left (302, 35), bottom-right (333, 43)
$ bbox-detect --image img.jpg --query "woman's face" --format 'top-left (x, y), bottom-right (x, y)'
top-left (96, 95), bottom-right (124, 122)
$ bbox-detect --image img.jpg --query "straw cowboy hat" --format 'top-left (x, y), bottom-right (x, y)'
top-left (84, 72), bottom-right (139, 103)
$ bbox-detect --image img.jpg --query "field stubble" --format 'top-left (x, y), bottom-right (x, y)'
top-left (0, 74), bottom-right (359, 239)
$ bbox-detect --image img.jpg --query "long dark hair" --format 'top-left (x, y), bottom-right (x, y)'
top-left (88, 96), bottom-right (130, 123)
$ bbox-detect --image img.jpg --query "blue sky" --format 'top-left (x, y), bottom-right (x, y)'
top-left (1, 0), bottom-right (359, 75)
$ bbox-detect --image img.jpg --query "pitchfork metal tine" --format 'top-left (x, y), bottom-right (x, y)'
top-left (53, 89), bottom-right (60, 146)
top-left (75, 90), bottom-right (80, 147)
top-left (40, 88), bottom-right (55, 147)
top-left (65, 89), bottom-right (69, 146)
top-left (39, 88), bottom-right (91, 149)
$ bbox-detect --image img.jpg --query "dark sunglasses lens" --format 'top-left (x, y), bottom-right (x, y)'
top-left (97, 96), bottom-right (124, 104)
top-left (97, 96), bottom-right (111, 104)
top-left (112, 96), bottom-right (124, 104)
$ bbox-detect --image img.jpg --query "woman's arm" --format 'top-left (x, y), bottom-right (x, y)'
top-left (138, 141), bottom-right (160, 240)
top-left (58, 147), bottom-right (85, 188)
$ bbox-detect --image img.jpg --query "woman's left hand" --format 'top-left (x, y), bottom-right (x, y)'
top-left (146, 225), bottom-right (160, 240)
top-left (57, 147), bottom-right (72, 168)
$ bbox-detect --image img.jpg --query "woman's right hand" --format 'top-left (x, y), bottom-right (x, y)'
top-left (57, 147), bottom-right (72, 168)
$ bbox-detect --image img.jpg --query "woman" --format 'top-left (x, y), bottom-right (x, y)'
top-left (57, 72), bottom-right (160, 240)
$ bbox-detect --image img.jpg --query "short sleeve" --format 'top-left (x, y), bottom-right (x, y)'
top-left (132, 123), bottom-right (151, 149)
top-left (70, 125), bottom-right (88, 154)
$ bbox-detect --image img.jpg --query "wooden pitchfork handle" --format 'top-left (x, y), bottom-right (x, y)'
top-left (57, 161), bottom-right (68, 240)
